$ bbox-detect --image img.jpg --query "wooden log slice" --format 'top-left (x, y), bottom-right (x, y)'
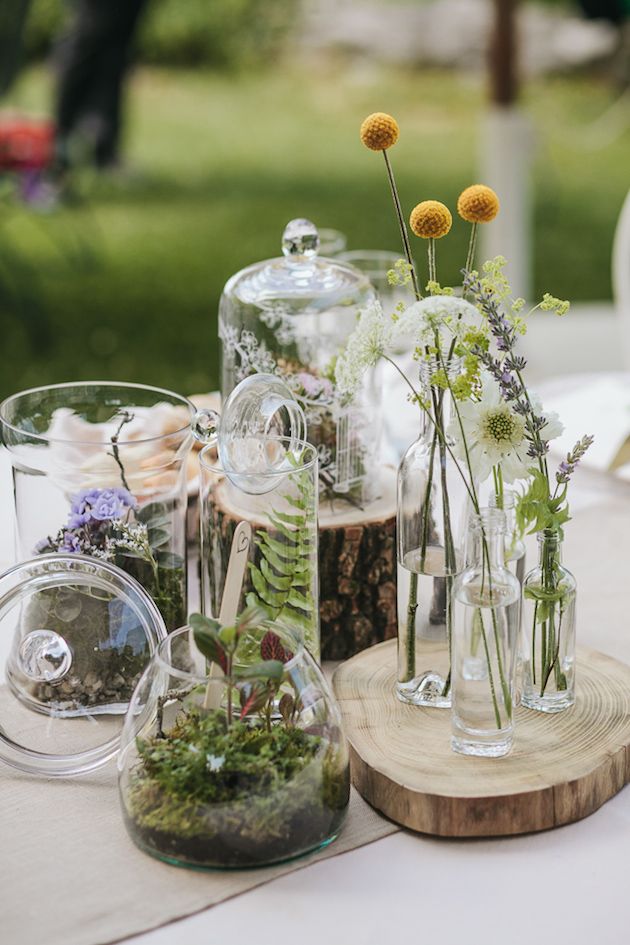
top-left (318, 467), bottom-right (397, 660)
top-left (333, 639), bottom-right (630, 837)
top-left (205, 468), bottom-right (398, 661)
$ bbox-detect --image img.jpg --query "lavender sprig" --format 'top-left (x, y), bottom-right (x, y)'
top-left (463, 268), bottom-right (551, 466)
top-left (556, 435), bottom-right (595, 486)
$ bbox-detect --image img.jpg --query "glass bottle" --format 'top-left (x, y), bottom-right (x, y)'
top-left (396, 361), bottom-right (472, 708)
top-left (451, 509), bottom-right (521, 757)
top-left (489, 489), bottom-right (526, 586)
top-left (521, 528), bottom-right (577, 713)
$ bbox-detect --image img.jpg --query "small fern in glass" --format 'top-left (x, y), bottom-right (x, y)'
top-left (200, 442), bottom-right (320, 660)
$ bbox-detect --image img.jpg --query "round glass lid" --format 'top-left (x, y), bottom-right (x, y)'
top-left (0, 554), bottom-right (167, 777)
top-left (192, 373), bottom-right (307, 494)
top-left (222, 218), bottom-right (374, 308)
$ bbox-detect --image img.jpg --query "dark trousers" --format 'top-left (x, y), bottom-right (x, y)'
top-left (54, 0), bottom-right (148, 168)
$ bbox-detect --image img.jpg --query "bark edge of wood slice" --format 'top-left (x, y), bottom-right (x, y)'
top-left (332, 639), bottom-right (630, 838)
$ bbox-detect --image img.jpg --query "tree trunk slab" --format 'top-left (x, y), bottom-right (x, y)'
top-left (333, 639), bottom-right (630, 837)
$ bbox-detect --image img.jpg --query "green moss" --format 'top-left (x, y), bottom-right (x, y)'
top-left (124, 708), bottom-right (350, 868)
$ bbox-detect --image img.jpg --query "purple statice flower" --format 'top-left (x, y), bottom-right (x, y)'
top-left (59, 531), bottom-right (83, 553)
top-left (67, 486), bottom-right (136, 527)
top-left (90, 488), bottom-right (136, 522)
top-left (294, 372), bottom-right (333, 401)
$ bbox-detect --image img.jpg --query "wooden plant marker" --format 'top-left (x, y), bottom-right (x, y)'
top-left (203, 520), bottom-right (251, 710)
top-left (333, 638), bottom-right (630, 837)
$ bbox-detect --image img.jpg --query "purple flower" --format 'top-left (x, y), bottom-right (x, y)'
top-left (67, 510), bottom-right (90, 528)
top-left (295, 372), bottom-right (324, 399)
top-left (90, 488), bottom-right (135, 522)
top-left (70, 488), bottom-right (101, 514)
top-left (60, 531), bottom-right (83, 553)
top-left (67, 486), bottom-right (136, 526)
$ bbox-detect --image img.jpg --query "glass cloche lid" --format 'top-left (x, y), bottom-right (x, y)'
top-left (193, 372), bottom-right (307, 494)
top-left (0, 554), bottom-right (167, 777)
top-left (220, 218), bottom-right (375, 314)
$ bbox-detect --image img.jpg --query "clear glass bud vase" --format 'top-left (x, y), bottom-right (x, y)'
top-left (521, 528), bottom-right (577, 713)
top-left (489, 489), bottom-right (526, 585)
top-left (451, 509), bottom-right (521, 757)
top-left (396, 370), bottom-right (472, 708)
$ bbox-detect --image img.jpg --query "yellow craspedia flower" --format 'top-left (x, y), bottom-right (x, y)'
top-left (360, 112), bottom-right (399, 151)
top-left (457, 185), bottom-right (500, 224)
top-left (409, 201), bottom-right (452, 239)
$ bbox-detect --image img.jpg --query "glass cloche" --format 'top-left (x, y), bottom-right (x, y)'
top-left (219, 219), bottom-right (382, 506)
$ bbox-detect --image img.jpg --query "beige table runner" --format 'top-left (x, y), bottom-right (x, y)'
top-left (0, 767), bottom-right (398, 945)
top-left (2, 494), bottom-right (629, 945)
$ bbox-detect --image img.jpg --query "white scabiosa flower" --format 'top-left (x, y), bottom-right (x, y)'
top-left (335, 300), bottom-right (391, 398)
top-left (531, 394), bottom-right (564, 444)
top-left (450, 380), bottom-right (529, 483)
top-left (393, 295), bottom-right (481, 348)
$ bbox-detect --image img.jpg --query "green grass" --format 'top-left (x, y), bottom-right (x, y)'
top-left (1, 64), bottom-right (628, 400)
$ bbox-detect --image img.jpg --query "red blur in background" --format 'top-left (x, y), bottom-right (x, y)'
top-left (0, 116), bottom-right (54, 172)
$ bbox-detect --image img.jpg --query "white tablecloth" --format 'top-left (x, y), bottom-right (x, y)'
top-left (1, 446), bottom-right (629, 945)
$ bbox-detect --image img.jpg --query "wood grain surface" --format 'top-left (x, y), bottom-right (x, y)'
top-left (333, 639), bottom-right (630, 837)
top-left (211, 468), bottom-right (398, 660)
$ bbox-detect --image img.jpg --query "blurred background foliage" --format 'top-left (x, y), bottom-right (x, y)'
top-left (0, 0), bottom-right (628, 400)
top-left (23, 0), bottom-right (297, 69)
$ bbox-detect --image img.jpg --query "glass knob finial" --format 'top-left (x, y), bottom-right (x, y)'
top-left (192, 408), bottom-right (220, 444)
top-left (282, 218), bottom-right (320, 261)
top-left (18, 629), bottom-right (72, 682)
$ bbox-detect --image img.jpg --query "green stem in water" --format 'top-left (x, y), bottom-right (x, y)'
top-left (405, 572), bottom-right (419, 681)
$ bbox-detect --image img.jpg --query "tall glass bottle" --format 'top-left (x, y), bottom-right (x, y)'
top-left (521, 528), bottom-right (577, 713)
top-left (451, 509), bottom-right (521, 758)
top-left (489, 489), bottom-right (526, 585)
top-left (396, 365), bottom-right (471, 708)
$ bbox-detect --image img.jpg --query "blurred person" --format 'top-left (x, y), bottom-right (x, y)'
top-left (53, 0), bottom-right (149, 175)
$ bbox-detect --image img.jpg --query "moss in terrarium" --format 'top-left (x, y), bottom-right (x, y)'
top-left (124, 707), bottom-right (349, 868)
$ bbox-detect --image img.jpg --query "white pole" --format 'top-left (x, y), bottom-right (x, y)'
top-left (480, 106), bottom-right (534, 301)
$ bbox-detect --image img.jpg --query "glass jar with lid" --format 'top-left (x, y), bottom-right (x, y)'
top-left (219, 218), bottom-right (382, 507)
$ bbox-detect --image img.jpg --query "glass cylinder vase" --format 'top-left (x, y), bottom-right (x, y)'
top-left (521, 528), bottom-right (577, 713)
top-left (200, 440), bottom-right (320, 661)
top-left (396, 369), bottom-right (472, 708)
top-left (0, 382), bottom-right (194, 632)
top-left (451, 509), bottom-right (521, 757)
top-left (118, 623), bottom-right (350, 869)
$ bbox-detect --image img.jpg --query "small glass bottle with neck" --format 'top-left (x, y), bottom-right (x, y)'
top-left (396, 358), bottom-right (472, 708)
top-left (451, 508), bottom-right (521, 757)
top-left (489, 489), bottom-right (526, 585)
top-left (521, 528), bottom-right (577, 713)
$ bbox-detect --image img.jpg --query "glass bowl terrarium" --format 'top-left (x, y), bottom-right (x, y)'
top-left (0, 382), bottom-right (196, 632)
top-left (219, 218), bottom-right (381, 507)
top-left (118, 618), bottom-right (350, 870)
